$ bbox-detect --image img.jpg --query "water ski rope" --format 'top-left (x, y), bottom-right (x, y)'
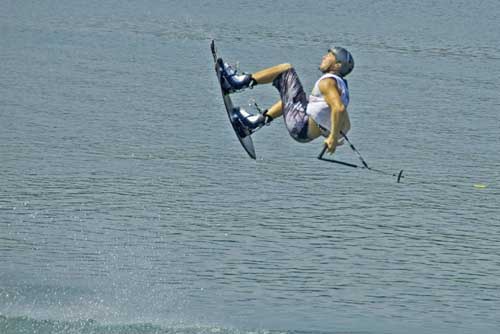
top-left (318, 131), bottom-right (404, 183)
top-left (318, 133), bottom-right (494, 189)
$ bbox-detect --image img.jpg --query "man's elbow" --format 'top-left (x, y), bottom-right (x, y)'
top-left (332, 103), bottom-right (346, 113)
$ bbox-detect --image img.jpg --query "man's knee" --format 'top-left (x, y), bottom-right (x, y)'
top-left (279, 63), bottom-right (293, 71)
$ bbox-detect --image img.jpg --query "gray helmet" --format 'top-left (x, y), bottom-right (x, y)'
top-left (329, 46), bottom-right (354, 77)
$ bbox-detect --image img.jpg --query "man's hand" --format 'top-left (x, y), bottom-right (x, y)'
top-left (324, 134), bottom-right (337, 154)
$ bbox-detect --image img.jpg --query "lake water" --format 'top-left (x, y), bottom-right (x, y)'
top-left (1, 1), bottom-right (500, 333)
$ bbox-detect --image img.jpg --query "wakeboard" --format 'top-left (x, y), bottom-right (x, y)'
top-left (211, 40), bottom-right (256, 160)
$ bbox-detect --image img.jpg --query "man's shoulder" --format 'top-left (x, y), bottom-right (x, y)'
top-left (318, 76), bottom-right (339, 93)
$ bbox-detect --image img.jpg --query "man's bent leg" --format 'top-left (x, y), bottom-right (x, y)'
top-left (265, 100), bottom-right (283, 120)
top-left (271, 67), bottom-right (312, 142)
top-left (219, 61), bottom-right (292, 93)
top-left (252, 63), bottom-right (293, 85)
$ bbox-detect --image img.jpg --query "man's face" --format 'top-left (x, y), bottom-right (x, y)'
top-left (319, 51), bottom-right (337, 73)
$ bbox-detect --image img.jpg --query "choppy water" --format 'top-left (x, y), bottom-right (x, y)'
top-left (1, 1), bottom-right (500, 333)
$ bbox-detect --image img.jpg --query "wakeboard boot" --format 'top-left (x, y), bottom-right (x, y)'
top-left (232, 107), bottom-right (272, 137)
top-left (217, 58), bottom-right (254, 94)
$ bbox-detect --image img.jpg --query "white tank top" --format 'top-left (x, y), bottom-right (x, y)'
top-left (306, 73), bottom-right (349, 134)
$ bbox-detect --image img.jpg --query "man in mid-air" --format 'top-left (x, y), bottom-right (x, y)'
top-left (216, 46), bottom-right (354, 154)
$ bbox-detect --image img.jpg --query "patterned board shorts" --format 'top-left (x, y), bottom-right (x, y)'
top-left (272, 68), bottom-right (312, 143)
